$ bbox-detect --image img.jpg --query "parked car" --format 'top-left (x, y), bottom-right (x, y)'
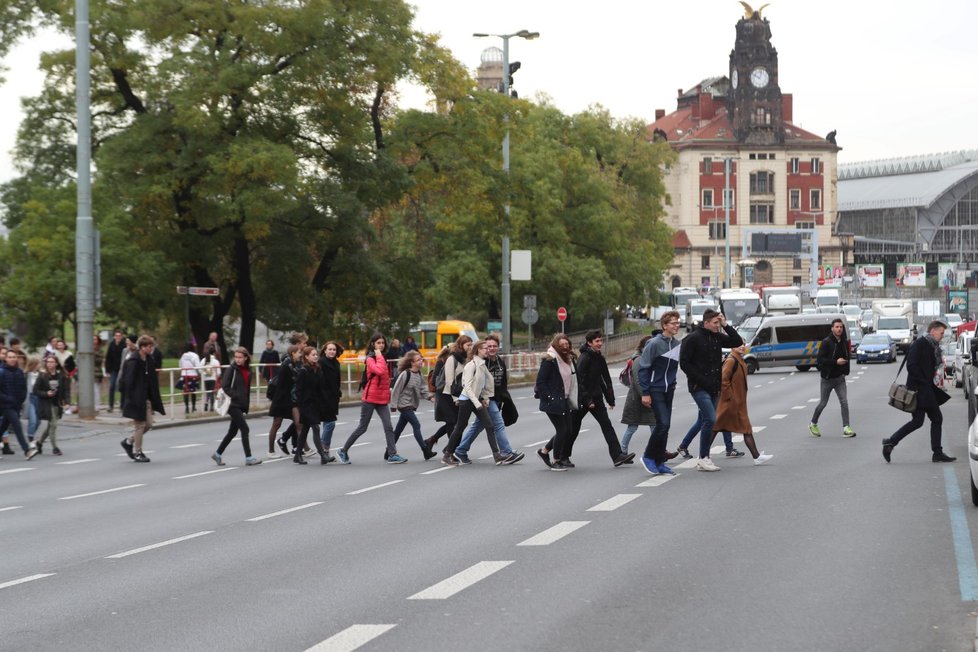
top-left (945, 313), bottom-right (964, 330)
top-left (855, 333), bottom-right (897, 363)
top-left (859, 309), bottom-right (874, 333)
top-left (942, 340), bottom-right (957, 378)
top-left (849, 326), bottom-right (864, 353)
top-left (954, 331), bottom-right (975, 390)
top-left (966, 372), bottom-right (978, 505)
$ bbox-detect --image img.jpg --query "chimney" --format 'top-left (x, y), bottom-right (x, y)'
top-left (782, 93), bottom-right (793, 123)
top-left (655, 109), bottom-right (665, 120)
top-left (678, 88), bottom-right (683, 97)
top-left (699, 93), bottom-right (715, 120)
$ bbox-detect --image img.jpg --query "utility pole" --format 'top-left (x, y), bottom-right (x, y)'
top-left (75, 0), bottom-right (96, 419)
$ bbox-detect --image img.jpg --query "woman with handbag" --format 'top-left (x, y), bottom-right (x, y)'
top-left (883, 321), bottom-right (955, 463)
top-left (424, 336), bottom-right (473, 451)
top-left (535, 333), bottom-right (579, 471)
top-left (713, 345), bottom-right (773, 467)
top-left (293, 346), bottom-right (329, 465)
top-left (211, 347), bottom-right (261, 466)
top-left (441, 341), bottom-right (502, 465)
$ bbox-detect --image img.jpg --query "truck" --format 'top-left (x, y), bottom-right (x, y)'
top-left (760, 285), bottom-right (802, 315)
top-left (717, 288), bottom-right (763, 327)
top-left (685, 298), bottom-right (716, 332)
top-left (872, 299), bottom-right (914, 353)
top-left (671, 287), bottom-right (701, 327)
top-left (813, 287), bottom-right (842, 313)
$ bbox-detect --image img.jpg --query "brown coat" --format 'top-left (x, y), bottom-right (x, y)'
top-left (713, 350), bottom-right (752, 434)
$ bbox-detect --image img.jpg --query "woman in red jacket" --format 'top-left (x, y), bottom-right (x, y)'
top-left (337, 333), bottom-right (405, 464)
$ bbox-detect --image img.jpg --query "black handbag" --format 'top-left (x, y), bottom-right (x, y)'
top-left (887, 356), bottom-right (917, 413)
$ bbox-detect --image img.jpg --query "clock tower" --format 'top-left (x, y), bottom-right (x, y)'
top-left (728, 9), bottom-right (784, 145)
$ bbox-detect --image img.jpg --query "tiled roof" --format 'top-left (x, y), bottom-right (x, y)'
top-left (671, 230), bottom-right (692, 248)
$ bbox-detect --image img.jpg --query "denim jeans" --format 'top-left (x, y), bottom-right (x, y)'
top-left (679, 407), bottom-right (734, 454)
top-left (458, 400), bottom-right (512, 455)
top-left (342, 403), bottom-right (397, 456)
top-left (691, 390), bottom-right (719, 459)
top-left (27, 394), bottom-right (39, 437)
top-left (645, 386), bottom-right (675, 463)
top-left (108, 370), bottom-right (120, 410)
top-left (393, 408), bottom-right (427, 452)
top-left (319, 420), bottom-right (336, 449)
top-left (620, 423), bottom-right (653, 453)
top-left (1, 407), bottom-right (29, 453)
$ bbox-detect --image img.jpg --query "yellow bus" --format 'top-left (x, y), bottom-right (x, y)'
top-left (338, 320), bottom-right (479, 363)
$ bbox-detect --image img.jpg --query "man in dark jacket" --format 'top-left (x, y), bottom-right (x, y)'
top-left (104, 329), bottom-right (127, 412)
top-left (120, 335), bottom-right (165, 463)
top-left (883, 321), bottom-right (955, 463)
top-left (679, 309), bottom-right (743, 471)
top-left (809, 318), bottom-right (856, 438)
top-left (570, 330), bottom-right (634, 467)
top-left (0, 349), bottom-right (37, 458)
top-left (259, 340), bottom-right (280, 381)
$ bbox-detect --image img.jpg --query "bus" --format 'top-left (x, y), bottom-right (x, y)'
top-left (339, 320), bottom-right (478, 363)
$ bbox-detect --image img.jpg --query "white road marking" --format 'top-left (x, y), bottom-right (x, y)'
top-left (335, 422), bottom-right (348, 426)
top-left (861, 366), bottom-right (868, 370)
top-left (710, 445), bottom-right (726, 455)
top-left (306, 624), bottom-right (397, 652)
top-left (264, 456), bottom-right (292, 464)
top-left (791, 405), bottom-right (806, 410)
top-left (524, 440), bottom-right (550, 447)
top-left (0, 573), bottom-right (55, 590)
top-left (779, 377), bottom-right (788, 381)
top-left (770, 414), bottom-right (788, 420)
top-left (0, 505), bottom-right (24, 512)
top-left (59, 484), bottom-right (145, 500)
top-left (518, 521), bottom-right (590, 546)
top-left (420, 466), bottom-right (455, 475)
top-left (808, 398), bottom-right (819, 402)
top-left (636, 474), bottom-right (677, 487)
top-left (346, 480), bottom-right (404, 495)
top-left (753, 426), bottom-right (767, 432)
top-left (170, 443), bottom-right (205, 449)
top-left (768, 381), bottom-right (776, 384)
top-left (676, 459), bottom-right (698, 469)
top-left (754, 385), bottom-right (763, 388)
top-left (408, 561), bottom-right (514, 600)
top-left (0, 468), bottom-right (35, 476)
top-left (55, 458), bottom-right (99, 465)
top-left (533, 411), bottom-right (543, 414)
top-left (247, 502), bottom-right (323, 522)
top-left (106, 531), bottom-right (214, 559)
top-left (578, 428), bottom-right (591, 433)
top-left (587, 493), bottom-right (641, 512)
top-left (347, 442), bottom-right (371, 449)
top-left (172, 468), bottom-right (236, 480)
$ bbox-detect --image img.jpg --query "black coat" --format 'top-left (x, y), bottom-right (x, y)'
top-left (817, 335), bottom-right (850, 379)
top-left (259, 349), bottom-right (281, 380)
top-left (537, 355), bottom-right (577, 416)
top-left (576, 344), bottom-right (615, 408)
top-left (33, 371), bottom-right (68, 420)
top-left (105, 339), bottom-right (127, 373)
top-left (321, 357), bottom-right (341, 422)
top-left (295, 364), bottom-right (328, 424)
top-left (268, 357), bottom-right (298, 418)
top-left (220, 364), bottom-right (251, 413)
top-left (679, 324), bottom-right (743, 394)
top-left (121, 354), bottom-right (165, 420)
top-left (903, 336), bottom-right (950, 409)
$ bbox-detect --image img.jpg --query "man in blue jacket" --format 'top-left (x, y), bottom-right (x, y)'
top-left (638, 310), bottom-right (682, 474)
top-left (0, 349), bottom-right (37, 459)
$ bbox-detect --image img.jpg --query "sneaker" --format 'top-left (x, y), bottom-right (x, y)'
top-left (133, 452), bottom-right (151, 463)
top-left (677, 447), bottom-right (692, 459)
top-left (503, 451), bottom-right (525, 465)
top-left (614, 452), bottom-right (636, 467)
top-left (337, 449), bottom-right (350, 465)
top-left (52, 447), bottom-right (62, 456)
top-left (120, 438), bottom-right (135, 460)
top-left (536, 448), bottom-right (552, 468)
top-left (754, 452), bottom-right (774, 466)
top-left (493, 452), bottom-right (509, 465)
top-left (26, 446), bottom-right (39, 460)
top-left (550, 459), bottom-right (569, 471)
top-left (882, 438), bottom-right (893, 463)
top-left (809, 423), bottom-right (821, 438)
top-left (276, 438), bottom-right (291, 456)
top-left (560, 458), bottom-right (576, 468)
top-left (441, 453), bottom-right (459, 466)
top-left (664, 450), bottom-right (680, 460)
top-left (656, 462), bottom-right (676, 475)
top-left (2, 443), bottom-right (13, 455)
top-left (324, 454), bottom-right (337, 463)
top-left (266, 450), bottom-right (283, 460)
top-left (35, 442), bottom-right (43, 455)
top-left (933, 451), bottom-right (956, 463)
top-left (211, 452), bottom-right (225, 466)
top-left (387, 454), bottom-right (408, 464)
top-left (452, 452), bottom-right (471, 465)
top-left (725, 448), bottom-right (745, 458)
top-left (696, 457), bottom-right (720, 472)
top-left (245, 456), bottom-right (262, 466)
top-left (842, 426), bottom-right (856, 438)
top-left (641, 456), bottom-right (659, 475)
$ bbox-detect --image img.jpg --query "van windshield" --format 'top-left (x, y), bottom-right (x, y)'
top-left (815, 295), bottom-right (838, 306)
top-left (877, 317), bottom-right (909, 330)
top-left (722, 298), bottom-right (761, 326)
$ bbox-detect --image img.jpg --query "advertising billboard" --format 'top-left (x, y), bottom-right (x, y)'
top-left (818, 265), bottom-right (845, 288)
top-left (856, 264), bottom-right (885, 288)
top-left (895, 262), bottom-right (926, 287)
top-left (948, 290), bottom-right (968, 317)
top-left (938, 263), bottom-right (963, 290)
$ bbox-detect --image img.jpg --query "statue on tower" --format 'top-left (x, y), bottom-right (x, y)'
top-left (739, 2), bottom-right (771, 19)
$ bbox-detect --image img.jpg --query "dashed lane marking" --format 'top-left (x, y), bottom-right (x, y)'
top-left (636, 474), bottom-right (677, 488)
top-left (408, 561), bottom-right (514, 600)
top-left (768, 381), bottom-right (776, 384)
top-left (524, 440), bottom-right (550, 448)
top-left (808, 398), bottom-right (819, 402)
top-left (346, 480), bottom-right (404, 495)
top-left (55, 458), bottom-right (99, 465)
top-left (791, 406), bottom-right (806, 410)
top-left (306, 624), bottom-right (397, 652)
top-left (0, 573), bottom-right (55, 591)
top-left (770, 414), bottom-right (788, 420)
top-left (676, 459), bottom-right (697, 469)
top-left (587, 493), bottom-right (641, 512)
top-left (754, 385), bottom-right (763, 388)
top-left (247, 502), bottom-right (323, 522)
top-left (59, 484), bottom-right (145, 501)
top-left (420, 466), bottom-right (455, 475)
top-left (170, 443), bottom-right (205, 449)
top-left (0, 505), bottom-right (24, 512)
top-left (754, 426), bottom-right (767, 432)
top-left (518, 521), bottom-right (590, 546)
top-left (106, 531), bottom-right (214, 559)
top-left (172, 468), bottom-right (236, 480)
top-left (0, 468), bottom-right (35, 475)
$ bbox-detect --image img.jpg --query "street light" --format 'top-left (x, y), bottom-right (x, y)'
top-left (474, 29), bottom-right (539, 353)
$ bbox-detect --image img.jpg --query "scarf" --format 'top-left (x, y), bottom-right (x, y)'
top-left (547, 345), bottom-right (577, 409)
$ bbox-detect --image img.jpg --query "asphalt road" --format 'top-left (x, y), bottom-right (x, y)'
top-left (2, 360), bottom-right (977, 651)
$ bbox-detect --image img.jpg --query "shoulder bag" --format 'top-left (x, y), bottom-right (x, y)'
top-left (887, 356), bottom-right (917, 413)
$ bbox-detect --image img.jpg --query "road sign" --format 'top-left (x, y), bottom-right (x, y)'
top-left (188, 286), bottom-right (220, 296)
top-left (557, 306), bottom-right (568, 322)
top-left (521, 308), bottom-right (539, 325)
top-left (523, 294), bottom-right (536, 309)
top-left (176, 286), bottom-right (188, 295)
top-left (487, 320), bottom-right (503, 332)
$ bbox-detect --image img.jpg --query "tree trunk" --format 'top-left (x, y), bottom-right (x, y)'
top-left (233, 232), bottom-right (257, 352)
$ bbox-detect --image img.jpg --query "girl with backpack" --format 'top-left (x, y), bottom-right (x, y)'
top-left (391, 350), bottom-right (437, 460)
top-left (337, 333), bottom-right (404, 464)
top-left (424, 336), bottom-right (472, 451)
top-left (293, 346), bottom-right (330, 465)
top-left (619, 335), bottom-right (654, 457)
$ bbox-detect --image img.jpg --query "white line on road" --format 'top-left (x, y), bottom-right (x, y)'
top-left (0, 505), bottom-right (24, 512)
top-left (106, 531), bottom-right (214, 559)
top-left (478, 454), bottom-right (495, 460)
top-left (524, 440), bottom-right (550, 448)
top-left (754, 426), bottom-right (767, 432)
top-left (408, 561), bottom-right (514, 600)
top-left (518, 521), bottom-right (590, 546)
top-left (636, 474), bottom-right (677, 488)
top-left (0, 468), bottom-right (35, 476)
top-left (861, 366), bottom-right (868, 370)
top-left (0, 573), bottom-right (55, 591)
top-left (791, 405), bottom-right (806, 410)
top-left (676, 459), bottom-right (698, 469)
top-left (768, 381), bottom-right (776, 384)
top-left (420, 466), bottom-right (455, 475)
top-left (770, 414), bottom-right (788, 420)
top-left (346, 480), bottom-right (404, 495)
top-left (578, 428), bottom-right (590, 433)
top-left (55, 458), bottom-right (99, 465)
top-left (306, 625), bottom-right (397, 652)
top-left (347, 442), bottom-right (371, 449)
top-left (172, 468), bottom-right (236, 480)
top-left (170, 443), bottom-right (205, 449)
top-left (808, 398), bottom-right (819, 402)
top-left (587, 494), bottom-right (641, 512)
top-left (59, 484), bottom-right (145, 501)
top-left (779, 377), bottom-right (788, 381)
top-left (754, 385), bottom-right (763, 388)
top-left (247, 502), bottom-right (323, 522)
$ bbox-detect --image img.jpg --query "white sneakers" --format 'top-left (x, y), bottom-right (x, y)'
top-left (754, 452), bottom-right (774, 466)
top-left (696, 457), bottom-right (720, 472)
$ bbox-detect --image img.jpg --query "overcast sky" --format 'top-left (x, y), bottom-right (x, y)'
top-left (1, 0), bottom-right (975, 183)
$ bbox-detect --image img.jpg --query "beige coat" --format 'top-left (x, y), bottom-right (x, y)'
top-left (713, 350), bottom-right (752, 435)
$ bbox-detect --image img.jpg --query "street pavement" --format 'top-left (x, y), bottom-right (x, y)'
top-left (2, 360), bottom-right (977, 651)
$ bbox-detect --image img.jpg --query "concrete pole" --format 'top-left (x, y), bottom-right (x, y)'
top-left (724, 158), bottom-right (732, 289)
top-left (75, 0), bottom-right (95, 418)
top-left (501, 35), bottom-right (512, 353)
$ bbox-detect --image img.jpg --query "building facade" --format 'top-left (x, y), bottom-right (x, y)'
top-left (648, 9), bottom-right (844, 295)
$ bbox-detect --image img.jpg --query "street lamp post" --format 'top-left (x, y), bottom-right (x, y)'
top-left (474, 29), bottom-right (539, 353)
top-left (723, 158), bottom-right (732, 289)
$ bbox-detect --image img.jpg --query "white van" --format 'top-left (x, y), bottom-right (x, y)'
top-left (742, 313), bottom-right (847, 374)
top-left (685, 299), bottom-right (716, 332)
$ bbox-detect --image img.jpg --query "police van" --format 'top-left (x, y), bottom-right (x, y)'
top-left (742, 313), bottom-right (848, 374)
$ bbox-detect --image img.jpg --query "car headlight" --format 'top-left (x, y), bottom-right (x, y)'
top-left (856, 349), bottom-right (865, 355)
top-left (902, 338), bottom-right (910, 343)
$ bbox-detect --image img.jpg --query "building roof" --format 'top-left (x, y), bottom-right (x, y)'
top-left (838, 157), bottom-right (978, 211)
top-left (649, 103), bottom-right (831, 149)
top-left (671, 230), bottom-right (692, 249)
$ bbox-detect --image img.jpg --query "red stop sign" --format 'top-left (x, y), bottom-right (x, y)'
top-left (817, 278), bottom-right (825, 286)
top-left (557, 307), bottom-right (568, 322)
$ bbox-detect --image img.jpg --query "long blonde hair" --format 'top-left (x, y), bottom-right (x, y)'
top-left (398, 350), bottom-right (421, 373)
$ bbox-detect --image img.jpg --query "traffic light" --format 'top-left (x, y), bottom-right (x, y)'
top-left (507, 61), bottom-right (521, 88)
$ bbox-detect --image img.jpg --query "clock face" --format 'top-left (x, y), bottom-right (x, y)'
top-left (750, 67), bottom-right (769, 89)
top-left (731, 69), bottom-right (739, 89)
